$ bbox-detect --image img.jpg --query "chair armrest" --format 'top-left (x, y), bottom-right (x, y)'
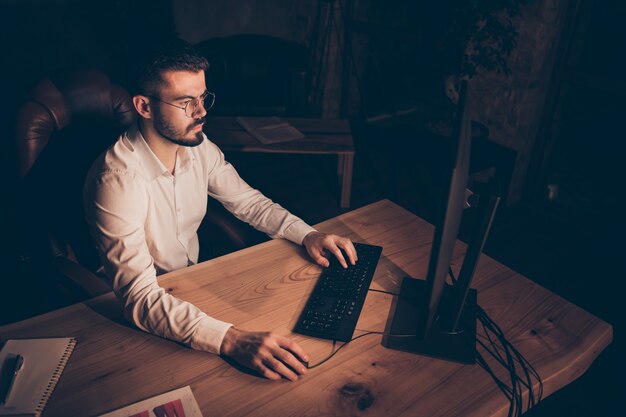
top-left (52, 257), bottom-right (110, 298)
top-left (204, 205), bottom-right (248, 250)
top-left (198, 202), bottom-right (270, 260)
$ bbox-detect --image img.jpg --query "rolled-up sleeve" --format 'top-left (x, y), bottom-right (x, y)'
top-left (85, 170), bottom-right (232, 354)
top-left (203, 141), bottom-right (316, 245)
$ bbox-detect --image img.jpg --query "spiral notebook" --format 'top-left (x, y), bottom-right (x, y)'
top-left (0, 337), bottom-right (76, 417)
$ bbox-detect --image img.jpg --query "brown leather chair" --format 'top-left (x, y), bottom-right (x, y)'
top-left (15, 68), bottom-right (253, 299)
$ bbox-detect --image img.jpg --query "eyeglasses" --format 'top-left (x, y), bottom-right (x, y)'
top-left (149, 91), bottom-right (216, 118)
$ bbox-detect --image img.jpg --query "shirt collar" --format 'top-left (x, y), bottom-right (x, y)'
top-left (176, 144), bottom-right (194, 174)
top-left (125, 123), bottom-right (196, 180)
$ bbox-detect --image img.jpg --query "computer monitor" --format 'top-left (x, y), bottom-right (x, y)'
top-left (382, 80), bottom-right (500, 364)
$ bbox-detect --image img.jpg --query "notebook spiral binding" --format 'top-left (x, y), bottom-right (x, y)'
top-left (35, 338), bottom-right (77, 414)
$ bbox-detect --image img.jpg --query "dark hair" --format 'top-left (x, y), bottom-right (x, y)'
top-left (133, 38), bottom-right (208, 96)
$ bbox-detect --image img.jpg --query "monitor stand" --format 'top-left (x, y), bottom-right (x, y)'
top-left (382, 277), bottom-right (477, 364)
top-left (382, 189), bottom-right (500, 365)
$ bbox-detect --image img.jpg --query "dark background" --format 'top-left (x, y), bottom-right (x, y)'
top-left (0, 0), bottom-right (623, 415)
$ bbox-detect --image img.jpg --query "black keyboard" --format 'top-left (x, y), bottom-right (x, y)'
top-left (294, 242), bottom-right (383, 342)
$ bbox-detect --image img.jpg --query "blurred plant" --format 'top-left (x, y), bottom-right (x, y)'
top-left (346, 0), bottom-right (532, 117)
top-left (434, 0), bottom-right (532, 79)
top-left (427, 0), bottom-right (532, 109)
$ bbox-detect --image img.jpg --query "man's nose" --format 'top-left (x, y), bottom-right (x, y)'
top-left (195, 100), bottom-right (207, 118)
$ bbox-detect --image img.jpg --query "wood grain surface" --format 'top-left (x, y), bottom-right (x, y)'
top-left (0, 200), bottom-right (612, 417)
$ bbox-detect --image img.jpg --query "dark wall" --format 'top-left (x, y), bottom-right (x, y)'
top-left (1, 0), bottom-right (618, 257)
top-left (172, 0), bottom-right (315, 44)
top-left (0, 0), bottom-right (176, 269)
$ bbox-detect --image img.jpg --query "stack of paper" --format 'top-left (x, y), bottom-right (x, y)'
top-left (236, 116), bottom-right (305, 144)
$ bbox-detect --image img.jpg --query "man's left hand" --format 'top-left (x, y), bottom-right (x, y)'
top-left (302, 232), bottom-right (357, 268)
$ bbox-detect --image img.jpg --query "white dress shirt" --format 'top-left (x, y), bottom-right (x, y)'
top-left (84, 123), bottom-right (316, 354)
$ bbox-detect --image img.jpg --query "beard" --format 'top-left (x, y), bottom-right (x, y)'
top-left (153, 107), bottom-right (205, 147)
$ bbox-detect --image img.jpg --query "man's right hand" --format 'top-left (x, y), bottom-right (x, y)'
top-left (220, 327), bottom-right (309, 381)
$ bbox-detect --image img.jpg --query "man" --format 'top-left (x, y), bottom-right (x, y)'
top-left (83, 40), bottom-right (357, 382)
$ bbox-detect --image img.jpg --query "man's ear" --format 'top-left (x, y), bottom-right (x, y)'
top-left (133, 95), bottom-right (153, 119)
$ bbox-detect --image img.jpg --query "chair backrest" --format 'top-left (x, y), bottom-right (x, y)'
top-left (16, 69), bottom-right (135, 178)
top-left (15, 69), bottom-right (135, 270)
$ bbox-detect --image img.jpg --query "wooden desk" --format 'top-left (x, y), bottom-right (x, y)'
top-left (0, 200), bottom-right (612, 416)
top-left (204, 116), bottom-right (355, 208)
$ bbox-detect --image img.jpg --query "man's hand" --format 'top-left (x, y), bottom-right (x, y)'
top-left (220, 327), bottom-right (309, 381)
top-left (302, 231), bottom-right (357, 268)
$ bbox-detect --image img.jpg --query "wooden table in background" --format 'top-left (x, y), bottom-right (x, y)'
top-left (0, 200), bottom-right (612, 416)
top-left (204, 116), bottom-right (355, 208)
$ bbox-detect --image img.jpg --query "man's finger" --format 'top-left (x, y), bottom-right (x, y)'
top-left (337, 239), bottom-right (357, 265)
top-left (274, 339), bottom-right (308, 374)
top-left (307, 246), bottom-right (328, 266)
top-left (277, 336), bottom-right (309, 363)
top-left (328, 245), bottom-right (348, 268)
top-left (264, 356), bottom-right (299, 382)
top-left (258, 362), bottom-right (282, 381)
top-left (313, 254), bottom-right (330, 267)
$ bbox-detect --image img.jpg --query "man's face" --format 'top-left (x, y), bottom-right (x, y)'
top-left (151, 70), bottom-right (207, 147)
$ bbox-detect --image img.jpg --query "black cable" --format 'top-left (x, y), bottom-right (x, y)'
top-left (477, 302), bottom-right (543, 415)
top-left (479, 305), bottom-right (541, 400)
top-left (475, 305), bottom-right (521, 417)
top-left (474, 349), bottom-right (514, 400)
top-left (303, 279), bottom-right (403, 370)
top-left (478, 320), bottom-right (506, 364)
top-left (306, 330), bottom-right (416, 369)
top-left (308, 271), bottom-right (543, 417)
top-left (367, 288), bottom-right (400, 296)
top-left (507, 335), bottom-right (543, 408)
top-left (476, 333), bottom-right (511, 369)
top-left (447, 268), bottom-right (543, 416)
top-left (475, 332), bottom-right (538, 396)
